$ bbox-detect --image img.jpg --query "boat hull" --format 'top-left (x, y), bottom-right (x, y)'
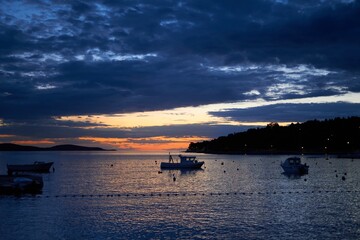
top-left (160, 161), bottom-right (204, 169)
top-left (0, 175), bottom-right (43, 195)
top-left (7, 162), bottom-right (53, 174)
top-left (281, 165), bottom-right (309, 174)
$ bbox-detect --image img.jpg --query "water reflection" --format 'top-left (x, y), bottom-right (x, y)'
top-left (1, 152), bottom-right (360, 239)
top-left (160, 168), bottom-right (204, 178)
top-left (282, 172), bottom-right (307, 179)
top-left (179, 169), bottom-right (204, 175)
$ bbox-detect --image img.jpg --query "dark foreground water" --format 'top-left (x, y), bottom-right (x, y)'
top-left (0, 152), bottom-right (359, 239)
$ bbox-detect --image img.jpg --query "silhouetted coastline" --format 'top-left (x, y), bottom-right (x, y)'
top-left (187, 117), bottom-right (360, 156)
top-left (0, 143), bottom-right (113, 151)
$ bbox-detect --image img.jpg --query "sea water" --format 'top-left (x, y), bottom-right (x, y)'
top-left (0, 152), bottom-right (359, 239)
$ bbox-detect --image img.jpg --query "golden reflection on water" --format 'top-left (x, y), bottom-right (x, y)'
top-left (1, 152), bottom-right (360, 239)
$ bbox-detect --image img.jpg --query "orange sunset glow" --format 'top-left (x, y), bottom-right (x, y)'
top-left (1, 1), bottom-right (360, 239)
top-left (11, 140), bottom-right (56, 146)
top-left (79, 136), bottom-right (210, 152)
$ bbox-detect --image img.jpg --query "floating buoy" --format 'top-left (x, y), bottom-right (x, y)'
top-left (342, 176), bottom-right (346, 181)
top-left (304, 178), bottom-right (307, 181)
top-left (221, 162), bottom-right (224, 165)
top-left (173, 174), bottom-right (176, 181)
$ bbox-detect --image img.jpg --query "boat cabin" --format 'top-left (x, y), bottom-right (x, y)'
top-left (179, 155), bottom-right (198, 163)
top-left (286, 157), bottom-right (301, 165)
top-left (281, 156), bottom-right (309, 175)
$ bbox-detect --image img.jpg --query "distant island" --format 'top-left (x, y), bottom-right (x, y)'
top-left (187, 116), bottom-right (360, 156)
top-left (0, 143), bottom-right (111, 151)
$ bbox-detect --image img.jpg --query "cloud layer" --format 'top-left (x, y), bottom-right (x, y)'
top-left (0, 0), bottom-right (359, 149)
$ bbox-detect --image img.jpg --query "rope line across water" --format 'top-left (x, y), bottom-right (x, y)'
top-left (12, 189), bottom-right (360, 199)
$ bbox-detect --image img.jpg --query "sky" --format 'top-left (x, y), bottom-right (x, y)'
top-left (0, 0), bottom-right (360, 152)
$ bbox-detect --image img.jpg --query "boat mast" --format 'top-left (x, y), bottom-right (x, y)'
top-left (169, 152), bottom-right (174, 163)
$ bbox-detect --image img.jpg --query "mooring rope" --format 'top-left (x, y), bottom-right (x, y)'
top-left (6, 189), bottom-right (359, 199)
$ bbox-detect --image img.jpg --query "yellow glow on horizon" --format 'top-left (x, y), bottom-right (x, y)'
top-left (57, 91), bottom-right (360, 129)
top-left (57, 99), bottom-right (280, 129)
top-left (59, 107), bottom-right (230, 128)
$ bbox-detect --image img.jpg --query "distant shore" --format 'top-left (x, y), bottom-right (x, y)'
top-left (0, 143), bottom-right (115, 151)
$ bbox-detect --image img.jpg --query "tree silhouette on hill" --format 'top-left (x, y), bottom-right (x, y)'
top-left (187, 117), bottom-right (360, 155)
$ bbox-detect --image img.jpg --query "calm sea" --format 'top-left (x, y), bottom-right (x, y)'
top-left (0, 152), bottom-right (359, 240)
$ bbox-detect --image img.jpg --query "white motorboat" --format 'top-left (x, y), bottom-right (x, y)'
top-left (281, 157), bottom-right (309, 174)
top-left (160, 154), bottom-right (204, 169)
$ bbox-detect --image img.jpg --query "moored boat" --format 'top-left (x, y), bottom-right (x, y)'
top-left (7, 161), bottom-right (53, 175)
top-left (0, 174), bottom-right (43, 195)
top-left (160, 154), bottom-right (204, 169)
top-left (281, 157), bottom-right (309, 174)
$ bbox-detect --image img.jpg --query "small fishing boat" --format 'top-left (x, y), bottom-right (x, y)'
top-left (281, 157), bottom-right (309, 174)
top-left (7, 161), bottom-right (53, 175)
top-left (0, 174), bottom-right (43, 195)
top-left (160, 154), bottom-right (204, 169)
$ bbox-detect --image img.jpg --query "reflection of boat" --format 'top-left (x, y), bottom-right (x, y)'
top-left (180, 169), bottom-right (204, 175)
top-left (7, 161), bottom-right (53, 175)
top-left (281, 157), bottom-right (309, 174)
top-left (160, 154), bottom-right (204, 169)
top-left (0, 175), bottom-right (43, 195)
top-left (282, 173), bottom-right (303, 179)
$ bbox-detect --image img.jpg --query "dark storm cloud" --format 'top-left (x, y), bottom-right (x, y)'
top-left (1, 120), bottom-right (247, 140)
top-left (0, 0), bottom-right (359, 139)
top-left (210, 102), bottom-right (360, 123)
top-left (127, 124), bottom-right (250, 139)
